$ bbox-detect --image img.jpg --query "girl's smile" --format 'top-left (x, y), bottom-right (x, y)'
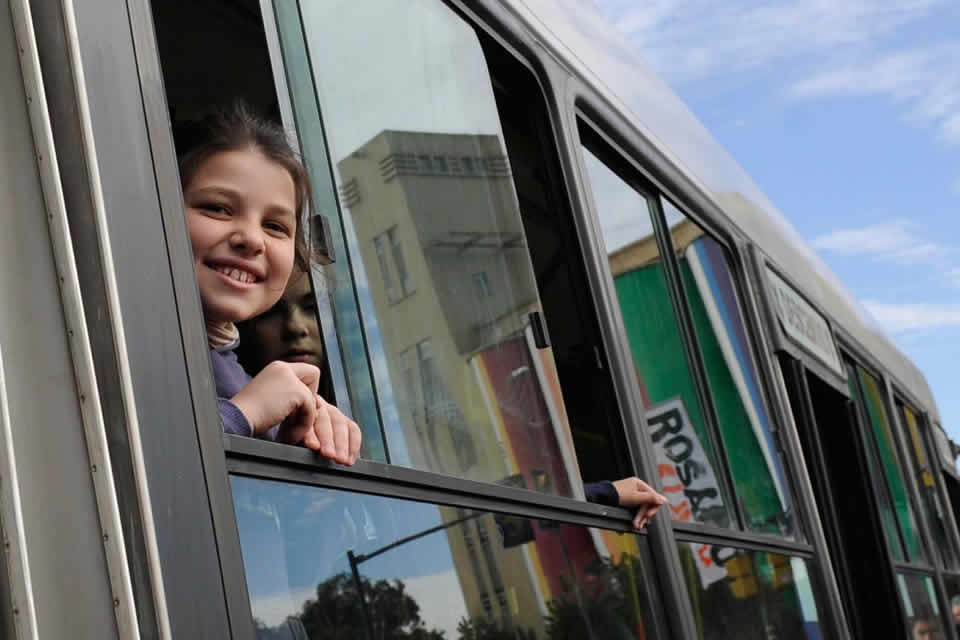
top-left (185, 149), bottom-right (297, 323)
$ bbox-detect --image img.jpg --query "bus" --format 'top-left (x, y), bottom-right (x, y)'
top-left (3, 0), bottom-right (959, 638)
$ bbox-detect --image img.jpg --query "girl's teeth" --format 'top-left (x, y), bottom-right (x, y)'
top-left (218, 266), bottom-right (252, 283)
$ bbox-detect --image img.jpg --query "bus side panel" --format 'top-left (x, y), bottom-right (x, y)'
top-left (0, 2), bottom-right (119, 638)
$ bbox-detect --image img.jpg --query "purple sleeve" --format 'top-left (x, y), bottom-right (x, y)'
top-left (585, 481), bottom-right (619, 507)
top-left (218, 398), bottom-right (253, 437)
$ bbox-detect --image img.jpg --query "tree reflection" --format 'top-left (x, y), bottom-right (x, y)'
top-left (253, 552), bottom-right (653, 640)
top-left (256, 573), bottom-right (444, 640)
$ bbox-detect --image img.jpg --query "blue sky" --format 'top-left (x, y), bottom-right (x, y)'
top-left (592, 0), bottom-right (960, 443)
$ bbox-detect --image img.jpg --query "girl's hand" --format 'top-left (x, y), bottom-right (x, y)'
top-left (231, 360), bottom-right (320, 437)
top-left (611, 477), bottom-right (668, 530)
top-left (298, 396), bottom-right (362, 465)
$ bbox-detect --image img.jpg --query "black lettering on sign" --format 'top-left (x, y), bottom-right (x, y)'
top-left (664, 435), bottom-right (693, 463)
top-left (677, 459), bottom-right (703, 485)
top-left (686, 487), bottom-right (719, 512)
top-left (650, 408), bottom-right (684, 444)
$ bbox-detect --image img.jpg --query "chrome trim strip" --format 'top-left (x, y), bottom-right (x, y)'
top-left (55, 0), bottom-right (172, 636)
top-left (0, 348), bottom-right (38, 640)
top-left (9, 0), bottom-right (141, 636)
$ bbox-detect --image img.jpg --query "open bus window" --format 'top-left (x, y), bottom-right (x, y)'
top-left (232, 476), bottom-right (663, 640)
top-left (577, 142), bottom-right (734, 530)
top-left (661, 201), bottom-right (796, 538)
top-left (267, 0), bottom-right (634, 499)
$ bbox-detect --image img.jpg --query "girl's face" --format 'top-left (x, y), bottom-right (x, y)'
top-left (185, 149), bottom-right (297, 324)
top-left (242, 272), bottom-right (326, 372)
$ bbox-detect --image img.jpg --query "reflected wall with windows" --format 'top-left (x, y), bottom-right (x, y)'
top-left (232, 476), bottom-right (662, 640)
top-left (275, 0), bottom-right (591, 498)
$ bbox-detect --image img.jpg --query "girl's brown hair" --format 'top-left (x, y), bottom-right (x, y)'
top-left (177, 101), bottom-right (313, 270)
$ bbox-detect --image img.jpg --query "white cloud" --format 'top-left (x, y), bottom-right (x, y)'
top-left (593, 0), bottom-right (948, 80)
top-left (790, 43), bottom-right (960, 144)
top-left (811, 219), bottom-right (953, 264)
top-left (590, 0), bottom-right (960, 144)
top-left (863, 300), bottom-right (960, 332)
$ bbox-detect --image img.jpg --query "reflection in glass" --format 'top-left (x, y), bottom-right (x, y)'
top-left (232, 476), bottom-right (661, 640)
top-left (662, 201), bottom-right (794, 538)
top-left (285, 0), bottom-right (583, 496)
top-left (580, 146), bottom-right (731, 529)
top-left (678, 542), bottom-right (823, 640)
top-left (901, 405), bottom-right (960, 569)
top-left (897, 573), bottom-right (946, 640)
top-left (943, 574), bottom-right (960, 638)
top-left (856, 368), bottom-right (926, 563)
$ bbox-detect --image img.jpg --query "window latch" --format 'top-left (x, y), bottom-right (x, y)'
top-left (528, 311), bottom-right (551, 349)
top-left (311, 214), bottom-right (336, 265)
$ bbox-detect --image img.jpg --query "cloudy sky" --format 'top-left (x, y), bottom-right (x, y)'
top-left (586, 0), bottom-right (960, 441)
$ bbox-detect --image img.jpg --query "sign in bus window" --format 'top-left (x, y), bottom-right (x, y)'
top-left (662, 201), bottom-right (795, 538)
top-left (273, 0), bottom-right (588, 499)
top-left (580, 144), bottom-right (734, 530)
top-left (231, 476), bottom-right (663, 640)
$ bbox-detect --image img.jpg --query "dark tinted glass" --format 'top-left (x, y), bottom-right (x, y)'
top-left (233, 476), bottom-right (663, 640)
top-left (678, 542), bottom-right (824, 640)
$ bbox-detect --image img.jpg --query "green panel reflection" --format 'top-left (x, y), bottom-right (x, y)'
top-left (858, 369), bottom-right (925, 562)
top-left (678, 258), bottom-right (786, 536)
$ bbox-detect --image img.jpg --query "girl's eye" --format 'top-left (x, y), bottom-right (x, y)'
top-left (197, 202), bottom-right (230, 215)
top-left (264, 220), bottom-right (292, 236)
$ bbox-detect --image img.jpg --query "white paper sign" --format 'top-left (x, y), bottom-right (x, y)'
top-left (765, 266), bottom-right (844, 378)
top-left (647, 398), bottom-right (729, 588)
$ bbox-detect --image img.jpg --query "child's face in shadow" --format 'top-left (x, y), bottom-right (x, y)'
top-left (243, 272), bottom-right (325, 373)
top-left (185, 149), bottom-right (297, 323)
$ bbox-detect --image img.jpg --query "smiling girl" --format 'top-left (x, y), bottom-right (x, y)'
top-left (178, 104), bottom-right (360, 466)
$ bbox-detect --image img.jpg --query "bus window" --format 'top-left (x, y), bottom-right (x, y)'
top-left (661, 201), bottom-right (795, 538)
top-left (852, 366), bottom-right (927, 564)
top-left (271, 0), bottom-right (600, 498)
top-left (677, 542), bottom-right (825, 640)
top-left (900, 404), bottom-right (960, 570)
top-left (896, 573), bottom-right (946, 640)
top-left (231, 476), bottom-right (663, 640)
top-left (577, 142), bottom-right (733, 530)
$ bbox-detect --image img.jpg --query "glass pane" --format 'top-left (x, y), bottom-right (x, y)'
top-left (580, 145), bottom-right (732, 529)
top-left (858, 368), bottom-right (927, 563)
top-left (846, 363), bottom-right (905, 562)
top-left (232, 476), bottom-right (663, 640)
top-left (897, 572), bottom-right (947, 640)
top-left (663, 201), bottom-right (795, 538)
top-left (902, 405), bottom-right (960, 569)
top-left (678, 542), bottom-right (824, 640)
top-left (943, 574), bottom-right (960, 638)
top-left (276, 0), bottom-right (583, 496)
